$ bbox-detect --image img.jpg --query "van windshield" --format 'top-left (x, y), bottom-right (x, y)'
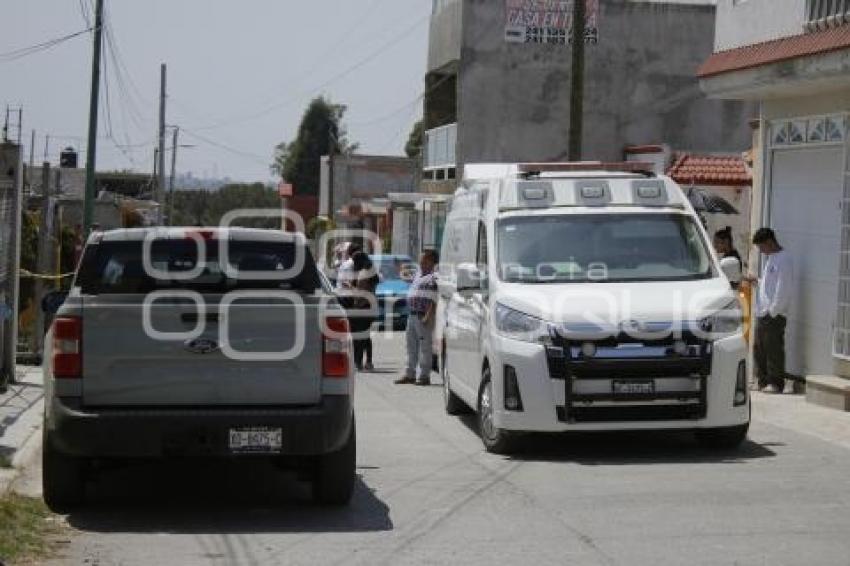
top-left (497, 213), bottom-right (714, 283)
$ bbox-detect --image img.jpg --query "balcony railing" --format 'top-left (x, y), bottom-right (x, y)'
top-left (423, 123), bottom-right (457, 171)
top-left (806, 0), bottom-right (850, 31)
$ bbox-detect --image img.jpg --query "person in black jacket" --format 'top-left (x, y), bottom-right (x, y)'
top-left (348, 251), bottom-right (379, 371)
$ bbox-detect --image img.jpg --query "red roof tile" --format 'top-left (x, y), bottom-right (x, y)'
top-left (698, 24), bottom-right (850, 78)
top-left (666, 154), bottom-right (752, 187)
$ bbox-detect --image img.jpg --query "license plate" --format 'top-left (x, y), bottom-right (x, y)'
top-left (612, 380), bottom-right (655, 395)
top-left (228, 427), bottom-right (282, 453)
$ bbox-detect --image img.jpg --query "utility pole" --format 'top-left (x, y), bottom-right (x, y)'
top-left (15, 108), bottom-right (22, 145)
top-left (29, 130), bottom-right (35, 170)
top-left (568, 0), bottom-right (586, 161)
top-left (43, 135), bottom-right (49, 162)
top-left (168, 126), bottom-right (179, 226)
top-left (157, 63), bottom-right (167, 225)
top-left (2, 106), bottom-right (8, 141)
top-left (83, 0), bottom-right (105, 234)
top-left (327, 128), bottom-right (337, 220)
top-left (34, 162), bottom-right (53, 358)
top-left (28, 130), bottom-right (35, 190)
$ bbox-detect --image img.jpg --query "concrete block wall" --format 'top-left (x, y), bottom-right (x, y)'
top-left (455, 0), bottom-right (757, 170)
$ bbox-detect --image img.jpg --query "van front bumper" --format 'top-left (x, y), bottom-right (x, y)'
top-left (45, 395), bottom-right (353, 458)
top-left (489, 333), bottom-right (750, 432)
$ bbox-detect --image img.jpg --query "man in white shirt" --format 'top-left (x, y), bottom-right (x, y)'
top-left (749, 228), bottom-right (794, 394)
top-left (335, 243), bottom-right (359, 290)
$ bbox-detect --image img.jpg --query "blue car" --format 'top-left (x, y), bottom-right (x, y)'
top-left (370, 254), bottom-right (415, 330)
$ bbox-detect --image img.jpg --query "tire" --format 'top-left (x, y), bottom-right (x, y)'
top-left (42, 429), bottom-right (87, 512)
top-left (478, 368), bottom-right (518, 455)
top-left (442, 347), bottom-right (468, 415)
top-left (695, 423), bottom-right (749, 450)
top-left (313, 418), bottom-right (356, 506)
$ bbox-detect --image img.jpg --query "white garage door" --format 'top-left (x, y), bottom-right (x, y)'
top-left (770, 147), bottom-right (844, 377)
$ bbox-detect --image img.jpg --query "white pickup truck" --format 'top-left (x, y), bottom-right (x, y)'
top-left (42, 227), bottom-right (355, 509)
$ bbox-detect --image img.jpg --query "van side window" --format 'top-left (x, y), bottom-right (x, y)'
top-left (477, 222), bottom-right (488, 270)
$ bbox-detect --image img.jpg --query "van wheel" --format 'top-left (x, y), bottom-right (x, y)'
top-left (42, 430), bottom-right (87, 512)
top-left (478, 368), bottom-right (518, 455)
top-left (442, 348), bottom-right (468, 415)
top-left (313, 419), bottom-right (356, 506)
top-left (695, 423), bottom-right (749, 450)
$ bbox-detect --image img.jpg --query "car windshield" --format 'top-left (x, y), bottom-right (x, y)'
top-left (77, 239), bottom-right (323, 294)
top-left (373, 258), bottom-right (414, 281)
top-left (497, 213), bottom-right (714, 283)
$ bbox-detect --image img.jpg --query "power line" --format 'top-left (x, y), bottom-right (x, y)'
top-left (181, 128), bottom-right (270, 167)
top-left (185, 11), bottom-right (431, 132)
top-left (0, 26), bottom-right (93, 62)
top-left (78, 0), bottom-right (92, 26)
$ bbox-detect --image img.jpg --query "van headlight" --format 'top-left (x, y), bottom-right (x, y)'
top-left (494, 303), bottom-right (552, 344)
top-left (699, 300), bottom-right (743, 338)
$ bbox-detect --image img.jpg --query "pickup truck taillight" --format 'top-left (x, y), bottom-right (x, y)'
top-left (52, 316), bottom-right (82, 379)
top-left (323, 317), bottom-right (350, 378)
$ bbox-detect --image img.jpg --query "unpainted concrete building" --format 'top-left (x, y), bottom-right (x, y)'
top-left (422, 0), bottom-right (757, 191)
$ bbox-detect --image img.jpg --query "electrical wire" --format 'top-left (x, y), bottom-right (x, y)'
top-left (186, 11), bottom-right (431, 132)
top-left (0, 27), bottom-right (94, 62)
top-left (78, 0), bottom-right (92, 27)
top-left (181, 128), bottom-right (271, 167)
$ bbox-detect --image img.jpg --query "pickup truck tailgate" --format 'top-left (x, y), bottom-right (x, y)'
top-left (82, 295), bottom-right (324, 406)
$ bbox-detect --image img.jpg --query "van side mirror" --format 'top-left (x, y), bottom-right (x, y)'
top-left (719, 256), bottom-right (742, 283)
top-left (456, 263), bottom-right (485, 292)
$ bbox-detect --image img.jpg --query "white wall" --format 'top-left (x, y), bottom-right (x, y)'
top-left (714, 0), bottom-right (805, 51)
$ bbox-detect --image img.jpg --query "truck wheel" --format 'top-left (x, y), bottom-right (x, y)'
top-left (42, 430), bottom-right (87, 512)
top-left (695, 423), bottom-right (749, 450)
top-left (442, 348), bottom-right (468, 415)
top-left (478, 368), bottom-right (518, 455)
top-left (313, 419), bottom-right (356, 506)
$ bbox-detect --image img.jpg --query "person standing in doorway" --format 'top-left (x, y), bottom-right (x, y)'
top-left (395, 249), bottom-right (439, 386)
top-left (748, 228), bottom-right (794, 394)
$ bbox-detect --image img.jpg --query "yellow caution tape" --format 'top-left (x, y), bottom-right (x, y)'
top-left (19, 269), bottom-right (75, 280)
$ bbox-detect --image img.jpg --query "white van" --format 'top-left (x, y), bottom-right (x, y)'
top-left (437, 163), bottom-right (749, 454)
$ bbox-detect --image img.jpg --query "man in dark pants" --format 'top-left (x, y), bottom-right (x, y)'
top-left (749, 228), bottom-right (794, 394)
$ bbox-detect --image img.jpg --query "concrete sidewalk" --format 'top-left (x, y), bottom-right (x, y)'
top-left (0, 365), bottom-right (44, 493)
top-left (752, 389), bottom-right (850, 450)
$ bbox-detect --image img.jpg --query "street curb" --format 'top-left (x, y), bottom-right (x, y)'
top-left (8, 418), bottom-right (43, 488)
top-left (0, 397), bottom-right (44, 496)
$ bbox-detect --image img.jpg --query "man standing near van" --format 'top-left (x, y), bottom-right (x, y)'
top-left (396, 250), bottom-right (439, 386)
top-left (749, 228), bottom-right (794, 394)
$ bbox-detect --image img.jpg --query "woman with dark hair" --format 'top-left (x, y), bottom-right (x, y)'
top-left (348, 251), bottom-right (379, 371)
top-left (713, 226), bottom-right (742, 288)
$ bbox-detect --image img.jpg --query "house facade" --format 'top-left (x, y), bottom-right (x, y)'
top-left (422, 0), bottom-right (757, 192)
top-left (699, 0), bottom-right (850, 409)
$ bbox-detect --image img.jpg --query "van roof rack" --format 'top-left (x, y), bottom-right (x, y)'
top-left (517, 161), bottom-right (656, 178)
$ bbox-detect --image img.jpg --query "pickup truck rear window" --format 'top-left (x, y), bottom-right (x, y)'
top-left (77, 239), bottom-right (322, 294)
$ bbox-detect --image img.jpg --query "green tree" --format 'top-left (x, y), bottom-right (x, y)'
top-left (405, 119), bottom-right (424, 159)
top-left (271, 96), bottom-right (358, 195)
top-left (170, 184), bottom-right (281, 229)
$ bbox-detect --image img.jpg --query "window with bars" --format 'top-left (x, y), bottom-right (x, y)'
top-left (806, 0), bottom-right (850, 29)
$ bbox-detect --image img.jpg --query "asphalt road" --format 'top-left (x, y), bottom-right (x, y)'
top-left (29, 331), bottom-right (850, 565)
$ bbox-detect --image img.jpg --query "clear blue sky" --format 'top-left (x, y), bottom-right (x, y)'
top-left (2, 0), bottom-right (431, 181)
